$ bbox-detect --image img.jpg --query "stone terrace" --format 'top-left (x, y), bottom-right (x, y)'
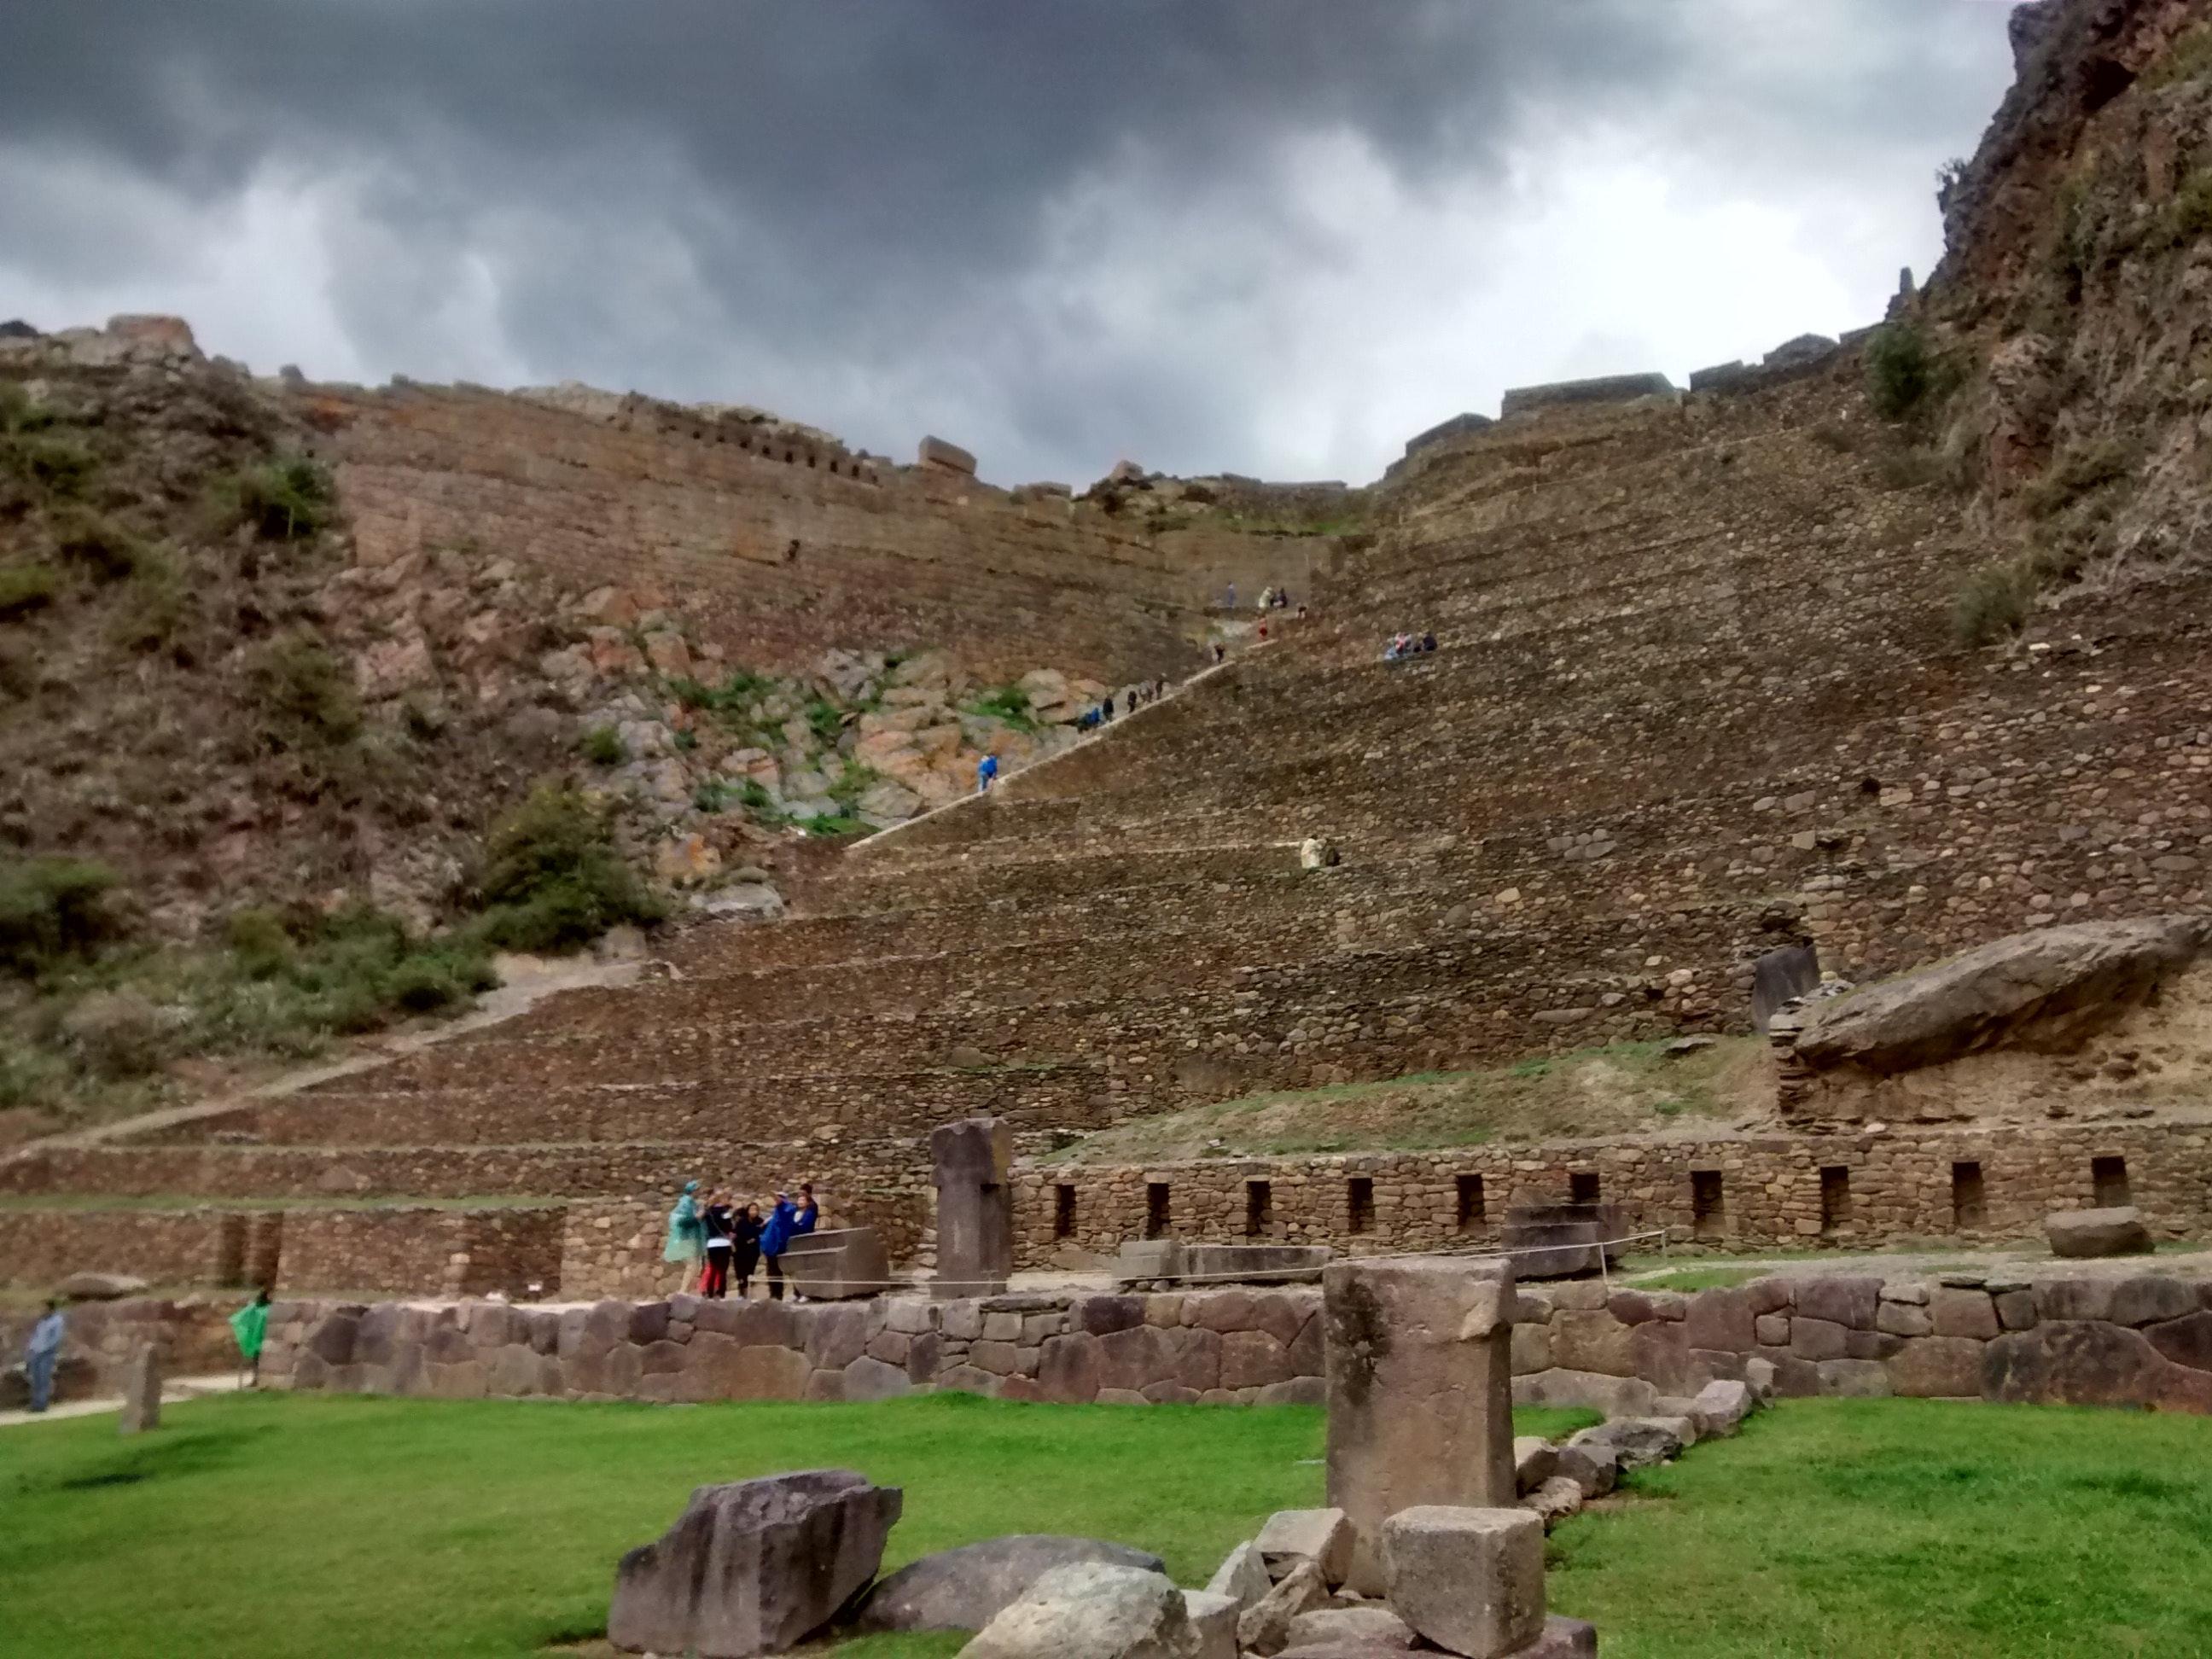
top-left (11, 352), bottom-right (2212, 1284)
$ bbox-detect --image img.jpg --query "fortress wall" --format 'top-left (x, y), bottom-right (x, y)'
top-left (288, 381), bottom-right (1316, 684)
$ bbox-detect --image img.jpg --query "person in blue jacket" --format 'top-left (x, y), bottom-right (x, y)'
top-left (760, 1183), bottom-right (823, 1302)
top-left (976, 752), bottom-right (999, 795)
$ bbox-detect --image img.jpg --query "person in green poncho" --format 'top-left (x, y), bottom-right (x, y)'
top-left (230, 1288), bottom-right (271, 1388)
top-left (663, 1180), bottom-right (705, 1291)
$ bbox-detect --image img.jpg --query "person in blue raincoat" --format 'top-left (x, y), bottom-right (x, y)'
top-left (759, 1190), bottom-right (796, 1302)
top-left (663, 1180), bottom-right (705, 1291)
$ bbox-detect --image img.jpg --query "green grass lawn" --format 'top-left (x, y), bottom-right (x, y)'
top-left (3, 1393), bottom-right (2207, 1657)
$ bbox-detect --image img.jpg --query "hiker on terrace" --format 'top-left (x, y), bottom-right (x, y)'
top-left (733, 1202), bottom-right (764, 1299)
top-left (700, 1190), bottom-right (736, 1299)
top-left (1259, 585), bottom-right (1275, 610)
top-left (230, 1288), bottom-right (271, 1388)
top-left (663, 1180), bottom-right (705, 1291)
top-left (20, 1298), bottom-right (64, 1413)
top-left (977, 752), bottom-right (999, 795)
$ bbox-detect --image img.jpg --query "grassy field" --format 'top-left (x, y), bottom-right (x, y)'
top-left (3, 1393), bottom-right (2207, 1657)
top-left (1045, 1039), bottom-right (1761, 1163)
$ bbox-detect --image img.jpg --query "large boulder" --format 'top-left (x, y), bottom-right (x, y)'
top-left (56, 1272), bottom-right (149, 1301)
top-left (1380, 1506), bottom-right (1546, 1659)
top-left (608, 1469), bottom-right (901, 1656)
top-left (852, 1535), bottom-right (1164, 1634)
top-left (1790, 917), bottom-right (2209, 1075)
top-left (959, 1562), bottom-right (1208, 1659)
top-left (2046, 1207), bottom-right (2153, 1259)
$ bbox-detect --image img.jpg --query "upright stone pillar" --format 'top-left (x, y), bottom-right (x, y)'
top-left (118, 1343), bottom-right (161, 1436)
top-left (1324, 1254), bottom-right (1515, 1593)
top-left (931, 1118), bottom-right (1013, 1301)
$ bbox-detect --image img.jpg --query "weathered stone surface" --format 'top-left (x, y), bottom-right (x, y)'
top-left (1501, 371), bottom-right (1676, 418)
top-left (1683, 1286), bottom-right (1755, 1353)
top-left (1203, 1540), bottom-right (1272, 1610)
top-left (917, 435), bottom-right (978, 475)
top-left (1237, 1559), bottom-right (1330, 1657)
top-left (608, 1469), bottom-right (901, 1657)
top-left (1792, 917), bottom-right (2208, 1075)
top-left (1282, 1604), bottom-right (1420, 1651)
top-left (1886, 1336), bottom-right (1986, 1398)
top-left (1751, 943), bottom-right (1821, 1032)
top-left (117, 1345), bottom-right (160, 1436)
top-left (2046, 1207), bottom-right (2154, 1259)
top-left (1511, 1368), bottom-right (1657, 1419)
top-left (1380, 1505), bottom-right (1545, 1659)
top-left (1569, 1417), bottom-right (1683, 1471)
top-left (1551, 1310), bottom-right (1635, 1377)
top-left (1513, 1435), bottom-right (1559, 1494)
top-left (1790, 1317), bottom-right (1849, 1361)
top-left (962, 1563), bottom-right (1203, 1659)
top-left (1522, 1475), bottom-right (1584, 1531)
top-left (1987, 1321), bottom-right (2212, 1412)
top-left (1815, 1359), bottom-right (1893, 1398)
top-left (1039, 1332), bottom-right (1103, 1402)
top-left (2108, 1276), bottom-right (2197, 1328)
top-left (1930, 1289), bottom-right (2000, 1340)
top-left (1254, 1509), bottom-right (1354, 1587)
top-left (783, 1229), bottom-right (891, 1301)
top-left (1513, 1615), bottom-right (1601, 1657)
top-left (57, 1271), bottom-right (149, 1300)
top-left (1794, 1278), bottom-right (1880, 1330)
top-left (852, 1534), bottom-right (1163, 1634)
top-left (1877, 1301), bottom-right (1935, 1337)
top-left (843, 1355), bottom-right (913, 1402)
top-left (933, 1118), bottom-right (1014, 1300)
top-left (1554, 1439), bottom-right (1617, 1499)
top-left (1183, 1589), bottom-right (1239, 1659)
top-left (1323, 1256), bottom-right (1515, 1594)
top-left (1689, 1377), bottom-right (1753, 1436)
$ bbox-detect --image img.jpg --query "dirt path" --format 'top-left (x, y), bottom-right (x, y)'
top-left (1, 951), bottom-right (646, 1163)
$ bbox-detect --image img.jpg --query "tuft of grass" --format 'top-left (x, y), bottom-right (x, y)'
top-left (963, 684), bottom-right (1039, 732)
top-left (1950, 559), bottom-right (2040, 646)
top-left (217, 454), bottom-right (334, 540)
top-left (1631, 1266), bottom-right (1767, 1293)
top-left (2017, 437), bottom-right (2134, 520)
top-left (580, 725), bottom-right (626, 766)
top-left (805, 696), bottom-right (846, 747)
top-left (49, 508), bottom-right (151, 580)
top-left (801, 811), bottom-right (873, 838)
top-left (0, 562), bottom-right (60, 620)
top-left (5, 431), bottom-right (96, 497)
top-left (249, 636), bottom-right (364, 748)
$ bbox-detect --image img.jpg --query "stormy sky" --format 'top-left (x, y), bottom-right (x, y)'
top-left (1, 2), bottom-right (2021, 486)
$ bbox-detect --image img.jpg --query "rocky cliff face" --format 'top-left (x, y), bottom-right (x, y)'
top-left (1923, 0), bottom-right (2212, 601)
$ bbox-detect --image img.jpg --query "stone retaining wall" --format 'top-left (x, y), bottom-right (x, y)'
top-left (260, 1268), bottom-right (2212, 1417)
top-left (1, 1296), bottom-right (242, 1399)
top-left (0, 1208), bottom-right (241, 1288)
top-left (262, 1286), bottom-right (1326, 1408)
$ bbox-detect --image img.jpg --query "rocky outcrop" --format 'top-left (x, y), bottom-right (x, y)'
top-left (1785, 916), bottom-right (2208, 1078)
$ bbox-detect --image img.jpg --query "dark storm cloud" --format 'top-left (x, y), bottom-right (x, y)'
top-left (0, 2), bottom-right (2021, 481)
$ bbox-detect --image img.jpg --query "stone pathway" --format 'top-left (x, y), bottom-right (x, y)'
top-left (0, 1372), bottom-right (247, 1429)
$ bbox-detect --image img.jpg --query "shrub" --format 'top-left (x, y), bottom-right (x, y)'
top-left (2017, 438), bottom-right (2133, 519)
top-left (60, 990), bottom-right (168, 1080)
top-left (1952, 560), bottom-right (2040, 646)
top-left (581, 725), bottom-right (626, 765)
top-left (470, 783), bottom-right (665, 952)
top-left (50, 509), bottom-right (149, 579)
top-left (108, 548), bottom-right (189, 652)
top-left (0, 562), bottom-right (59, 620)
top-left (2164, 172), bottom-right (2212, 250)
top-left (223, 454), bottom-right (335, 540)
top-left (805, 696), bottom-right (844, 747)
top-left (251, 637), bottom-right (364, 747)
top-left (0, 858), bottom-right (119, 975)
top-left (964, 684), bottom-right (1039, 731)
top-left (1866, 322), bottom-right (1945, 421)
top-left (800, 812), bottom-right (872, 837)
top-left (828, 761), bottom-right (879, 810)
top-left (7, 432), bottom-right (96, 496)
top-left (0, 381), bottom-right (56, 434)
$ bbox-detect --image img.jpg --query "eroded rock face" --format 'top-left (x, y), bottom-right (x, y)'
top-left (1790, 917), bottom-right (2209, 1077)
top-left (850, 1534), bottom-right (1163, 1635)
top-left (608, 1469), bottom-right (901, 1657)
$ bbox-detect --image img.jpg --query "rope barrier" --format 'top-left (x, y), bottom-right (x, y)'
top-left (882, 1228), bottom-right (1674, 1295)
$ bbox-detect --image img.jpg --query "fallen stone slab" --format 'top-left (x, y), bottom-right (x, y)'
top-left (1255, 1508), bottom-right (1355, 1586)
top-left (1522, 1475), bottom-right (1584, 1531)
top-left (1183, 1589), bottom-right (1240, 1659)
top-left (1283, 1604), bottom-right (1421, 1650)
top-left (961, 1562), bottom-right (1204, 1659)
top-left (1381, 1505), bottom-right (1546, 1659)
top-left (2046, 1207), bottom-right (2153, 1259)
top-left (1569, 1417), bottom-right (1685, 1472)
top-left (850, 1534), bottom-right (1162, 1633)
top-left (1513, 1436), bottom-right (1559, 1494)
top-left (1690, 1378), bottom-right (1754, 1436)
top-left (57, 1271), bottom-right (149, 1300)
top-left (608, 1469), bottom-right (901, 1656)
top-left (1554, 1440), bottom-right (1617, 1499)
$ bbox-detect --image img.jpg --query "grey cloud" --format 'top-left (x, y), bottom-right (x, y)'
top-left (0, 2), bottom-right (2019, 481)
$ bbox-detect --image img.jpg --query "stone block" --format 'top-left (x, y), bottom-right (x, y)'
top-left (2110, 1277), bottom-right (2198, 1328)
top-left (1551, 1310), bottom-right (1635, 1377)
top-left (1239, 1559), bottom-right (1330, 1656)
top-left (1754, 1313), bottom-right (1790, 1346)
top-left (1511, 1322), bottom-right (1554, 1376)
top-left (2036, 1279), bottom-right (2116, 1324)
top-left (932, 1118), bottom-right (1014, 1298)
top-left (1255, 1508), bottom-right (1355, 1587)
top-left (1074, 1294), bottom-right (1146, 1336)
top-left (2046, 1207), bottom-right (2152, 1259)
top-left (783, 1229), bottom-right (891, 1301)
top-left (1877, 1301), bottom-right (1934, 1337)
top-left (1794, 1277), bottom-right (1879, 1330)
top-left (1513, 1436), bottom-right (1559, 1494)
top-left (1814, 1359), bottom-right (1892, 1397)
top-left (117, 1345), bottom-right (160, 1437)
top-left (1746, 1277), bottom-right (1794, 1316)
top-left (1995, 1289), bottom-right (2039, 1331)
top-left (1988, 1321), bottom-right (2212, 1412)
top-left (1790, 1317), bottom-right (1848, 1361)
top-left (1220, 1330), bottom-right (1293, 1389)
top-left (940, 1300), bottom-right (985, 1341)
top-left (1554, 1440), bottom-right (1617, 1499)
top-left (1886, 1336), bottom-right (1986, 1398)
top-left (1683, 1286), bottom-right (1755, 1353)
top-left (1511, 1368), bottom-right (1657, 1418)
top-left (842, 1356), bottom-right (912, 1401)
top-left (917, 434), bottom-right (977, 475)
top-left (1284, 1604), bottom-right (1421, 1651)
top-left (1380, 1505), bottom-right (1545, 1659)
top-left (1690, 1378), bottom-right (1754, 1436)
top-left (1206, 1539), bottom-right (1272, 1610)
top-left (1930, 1289), bottom-right (2000, 1340)
top-left (851, 1534), bottom-right (1164, 1635)
top-left (1523, 1474), bottom-right (1584, 1532)
top-left (1185, 1588), bottom-right (1240, 1659)
top-left (1038, 1332), bottom-right (1102, 1402)
top-left (1323, 1256), bottom-right (1515, 1594)
top-left (1569, 1417), bottom-right (1683, 1471)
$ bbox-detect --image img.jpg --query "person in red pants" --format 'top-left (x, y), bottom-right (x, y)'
top-left (699, 1190), bottom-right (736, 1298)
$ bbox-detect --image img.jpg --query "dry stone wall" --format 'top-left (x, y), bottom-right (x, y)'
top-left (259, 1269), bottom-right (2212, 1416)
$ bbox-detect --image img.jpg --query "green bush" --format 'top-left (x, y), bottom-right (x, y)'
top-left (251, 637), bottom-right (363, 747)
top-left (223, 454), bottom-right (335, 540)
top-left (2017, 438), bottom-right (2133, 519)
top-left (0, 858), bottom-right (119, 976)
top-left (804, 696), bottom-right (844, 747)
top-left (1952, 560), bottom-right (2040, 646)
top-left (581, 725), bottom-right (626, 765)
top-left (1865, 322), bottom-right (1949, 421)
top-left (50, 509), bottom-right (150, 579)
top-left (6, 432), bottom-right (96, 496)
top-left (108, 547), bottom-right (188, 651)
top-left (0, 381), bottom-right (57, 434)
top-left (801, 812), bottom-right (872, 837)
top-left (224, 907), bottom-right (296, 978)
top-left (964, 684), bottom-right (1039, 732)
top-left (470, 783), bottom-right (665, 952)
top-left (0, 562), bottom-right (59, 620)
